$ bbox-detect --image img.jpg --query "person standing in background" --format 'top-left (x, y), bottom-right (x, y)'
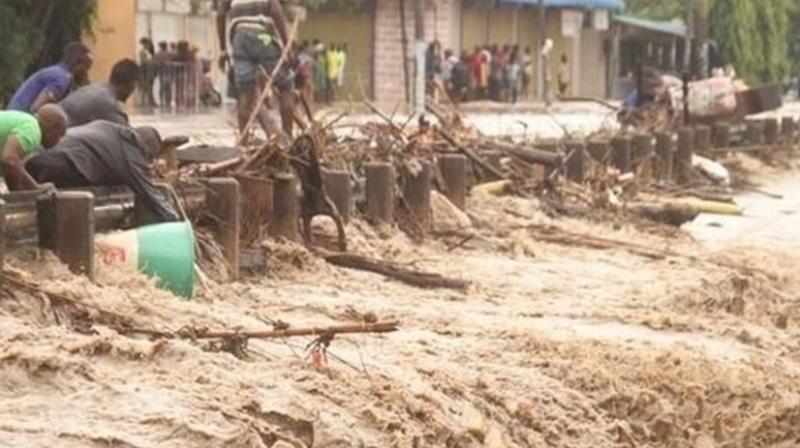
top-left (557, 53), bottom-right (570, 96)
top-left (314, 42), bottom-right (327, 104)
top-left (507, 50), bottom-right (522, 105)
top-left (326, 44), bottom-right (339, 103)
top-left (7, 43), bottom-right (93, 113)
top-left (138, 38), bottom-right (157, 108)
top-left (337, 43), bottom-right (347, 89)
top-left (297, 41), bottom-right (315, 109)
top-left (521, 46), bottom-right (534, 101)
top-left (155, 42), bottom-right (174, 109)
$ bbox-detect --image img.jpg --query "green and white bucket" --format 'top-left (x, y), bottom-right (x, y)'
top-left (96, 222), bottom-right (196, 299)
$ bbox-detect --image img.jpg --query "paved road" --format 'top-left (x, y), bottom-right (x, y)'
top-left (685, 174), bottom-right (800, 251)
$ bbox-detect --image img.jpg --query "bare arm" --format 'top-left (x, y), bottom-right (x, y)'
top-left (29, 90), bottom-right (56, 113)
top-left (2, 136), bottom-right (40, 191)
top-left (270, 0), bottom-right (288, 46)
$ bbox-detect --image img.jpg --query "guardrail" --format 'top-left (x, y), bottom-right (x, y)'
top-left (0, 178), bottom-right (240, 281)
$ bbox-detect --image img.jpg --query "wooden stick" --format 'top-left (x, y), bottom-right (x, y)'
top-left (236, 17), bottom-right (301, 147)
top-left (437, 127), bottom-right (506, 180)
top-left (196, 321), bottom-right (399, 340)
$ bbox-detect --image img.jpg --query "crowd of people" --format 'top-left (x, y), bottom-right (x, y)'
top-left (296, 40), bottom-right (348, 107)
top-left (137, 37), bottom-right (220, 110)
top-left (0, 41), bottom-right (180, 222)
top-left (426, 41), bottom-right (572, 104)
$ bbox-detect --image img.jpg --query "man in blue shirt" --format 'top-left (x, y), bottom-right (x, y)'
top-left (7, 42), bottom-right (93, 113)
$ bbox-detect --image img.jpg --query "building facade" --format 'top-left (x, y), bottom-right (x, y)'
top-left (86, 0), bottom-right (624, 109)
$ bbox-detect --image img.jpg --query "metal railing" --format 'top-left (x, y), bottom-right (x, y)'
top-left (137, 61), bottom-right (221, 110)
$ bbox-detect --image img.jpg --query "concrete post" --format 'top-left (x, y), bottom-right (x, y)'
top-left (654, 132), bottom-right (675, 183)
top-left (675, 127), bottom-right (695, 184)
top-left (236, 175), bottom-right (273, 244)
top-left (322, 169), bottom-right (352, 223)
top-left (611, 136), bottom-right (633, 173)
top-left (438, 154), bottom-right (468, 210)
top-left (365, 162), bottom-right (395, 225)
top-left (268, 172), bottom-right (299, 242)
top-left (632, 134), bottom-right (654, 182)
top-left (403, 161), bottom-right (432, 229)
top-left (694, 125), bottom-right (712, 152)
top-left (745, 120), bottom-right (765, 146)
top-left (206, 178), bottom-right (241, 280)
top-left (781, 116), bottom-right (796, 142)
top-left (564, 141), bottom-right (586, 183)
top-left (712, 122), bottom-right (731, 149)
top-left (37, 192), bottom-right (95, 278)
top-left (763, 118), bottom-right (780, 145)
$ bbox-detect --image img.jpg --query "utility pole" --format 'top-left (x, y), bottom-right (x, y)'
top-left (538, 0), bottom-right (548, 103)
top-left (414, 0), bottom-right (426, 115)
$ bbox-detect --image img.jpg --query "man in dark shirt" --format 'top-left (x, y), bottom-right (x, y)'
top-left (60, 59), bottom-right (140, 127)
top-left (25, 121), bottom-right (179, 222)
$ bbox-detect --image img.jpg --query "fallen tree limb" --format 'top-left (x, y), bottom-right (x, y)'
top-left (483, 140), bottom-right (563, 167)
top-left (437, 127), bottom-right (506, 181)
top-left (321, 251), bottom-right (469, 290)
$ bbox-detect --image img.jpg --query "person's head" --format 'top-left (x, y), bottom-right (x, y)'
top-left (134, 126), bottom-right (162, 161)
top-left (502, 44), bottom-right (510, 53)
top-left (474, 46), bottom-right (480, 53)
top-left (139, 37), bottom-right (154, 54)
top-left (312, 38), bottom-right (320, 46)
top-left (158, 41), bottom-right (168, 51)
top-left (444, 49), bottom-right (453, 59)
top-left (170, 42), bottom-right (177, 50)
top-left (525, 46), bottom-right (531, 54)
top-left (461, 50), bottom-right (469, 61)
top-left (561, 53), bottom-right (568, 63)
top-left (109, 58), bottom-right (140, 102)
top-left (35, 104), bottom-right (68, 149)
top-left (62, 42), bottom-right (93, 77)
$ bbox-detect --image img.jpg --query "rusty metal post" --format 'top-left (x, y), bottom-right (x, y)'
top-left (632, 134), bottom-right (654, 182)
top-left (781, 116), bottom-right (796, 142)
top-left (268, 172), bottom-right (299, 242)
top-left (764, 118), bottom-right (780, 145)
top-left (611, 136), bottom-right (632, 173)
top-left (564, 141), bottom-right (586, 183)
top-left (206, 178), bottom-right (241, 280)
top-left (403, 161), bottom-right (432, 229)
top-left (365, 162), bottom-right (395, 225)
top-left (587, 140), bottom-right (611, 164)
top-left (745, 120), bottom-right (765, 146)
top-left (712, 122), bottom-right (731, 149)
top-left (694, 125), bottom-right (712, 152)
top-left (675, 127), bottom-right (695, 184)
top-left (37, 191), bottom-right (95, 278)
top-left (654, 132), bottom-right (675, 183)
top-left (438, 154), bottom-right (468, 210)
top-left (322, 169), bottom-right (352, 224)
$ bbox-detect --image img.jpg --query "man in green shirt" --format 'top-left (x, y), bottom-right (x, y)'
top-left (0, 105), bottom-right (67, 191)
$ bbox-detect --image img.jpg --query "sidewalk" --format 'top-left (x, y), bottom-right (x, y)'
top-left (129, 99), bottom-right (622, 146)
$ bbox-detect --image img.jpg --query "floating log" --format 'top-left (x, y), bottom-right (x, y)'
top-left (322, 252), bottom-right (469, 290)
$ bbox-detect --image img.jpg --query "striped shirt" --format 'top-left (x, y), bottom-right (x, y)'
top-left (222, 0), bottom-right (275, 35)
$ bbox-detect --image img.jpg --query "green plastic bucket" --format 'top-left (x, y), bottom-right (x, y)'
top-left (96, 222), bottom-right (195, 299)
